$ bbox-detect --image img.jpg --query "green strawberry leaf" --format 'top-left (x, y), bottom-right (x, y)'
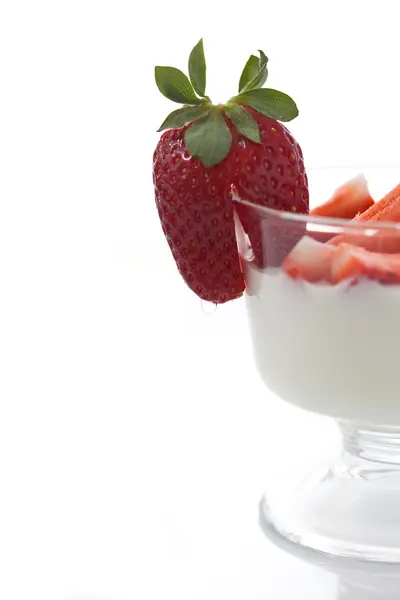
top-left (155, 66), bottom-right (201, 104)
top-left (224, 104), bottom-right (261, 143)
top-left (188, 38), bottom-right (207, 98)
top-left (157, 104), bottom-right (211, 131)
top-left (240, 50), bottom-right (268, 93)
top-left (237, 88), bottom-right (298, 122)
top-left (238, 55), bottom-right (260, 93)
top-left (184, 108), bottom-right (232, 167)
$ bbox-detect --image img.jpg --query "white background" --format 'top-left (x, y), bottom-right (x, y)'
top-left (1, 1), bottom-right (399, 598)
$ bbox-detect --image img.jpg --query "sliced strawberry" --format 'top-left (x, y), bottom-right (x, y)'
top-left (329, 181), bottom-right (400, 252)
top-left (332, 243), bottom-right (400, 284)
top-left (356, 182), bottom-right (400, 222)
top-left (282, 236), bottom-right (335, 282)
top-left (310, 174), bottom-right (374, 219)
top-left (330, 228), bottom-right (400, 254)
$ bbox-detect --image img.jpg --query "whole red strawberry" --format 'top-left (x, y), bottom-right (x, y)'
top-left (153, 40), bottom-right (309, 304)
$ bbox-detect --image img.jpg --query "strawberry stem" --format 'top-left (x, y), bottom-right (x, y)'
top-left (155, 39), bottom-right (300, 166)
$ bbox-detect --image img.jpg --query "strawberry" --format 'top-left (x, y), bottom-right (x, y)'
top-left (153, 39), bottom-right (309, 304)
top-left (283, 235), bottom-right (400, 285)
top-left (330, 226), bottom-right (400, 254)
top-left (282, 236), bottom-right (335, 282)
top-left (332, 243), bottom-right (400, 284)
top-left (232, 186), bottom-right (308, 271)
top-left (355, 182), bottom-right (400, 222)
top-left (329, 181), bottom-right (400, 252)
top-left (310, 174), bottom-right (374, 219)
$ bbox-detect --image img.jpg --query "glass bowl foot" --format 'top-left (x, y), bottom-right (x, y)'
top-left (259, 421), bottom-right (400, 564)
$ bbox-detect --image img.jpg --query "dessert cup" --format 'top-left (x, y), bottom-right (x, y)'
top-left (233, 166), bottom-right (400, 563)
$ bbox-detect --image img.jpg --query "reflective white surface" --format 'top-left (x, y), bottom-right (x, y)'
top-left (3, 239), bottom-right (400, 598)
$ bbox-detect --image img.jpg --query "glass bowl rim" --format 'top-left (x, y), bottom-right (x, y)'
top-left (231, 164), bottom-right (400, 233)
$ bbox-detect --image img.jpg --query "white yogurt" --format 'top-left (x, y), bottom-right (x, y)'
top-left (245, 264), bottom-right (400, 425)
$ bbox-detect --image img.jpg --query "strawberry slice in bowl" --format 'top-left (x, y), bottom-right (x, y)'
top-left (332, 243), bottom-right (400, 285)
top-left (329, 180), bottom-right (400, 252)
top-left (307, 174), bottom-right (374, 245)
top-left (283, 235), bottom-right (400, 286)
top-left (356, 182), bottom-right (400, 223)
top-left (282, 233), bottom-right (400, 286)
top-left (310, 174), bottom-right (374, 219)
top-left (282, 236), bottom-right (336, 282)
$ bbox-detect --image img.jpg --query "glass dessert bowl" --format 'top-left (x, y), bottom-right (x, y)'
top-left (233, 166), bottom-right (400, 564)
